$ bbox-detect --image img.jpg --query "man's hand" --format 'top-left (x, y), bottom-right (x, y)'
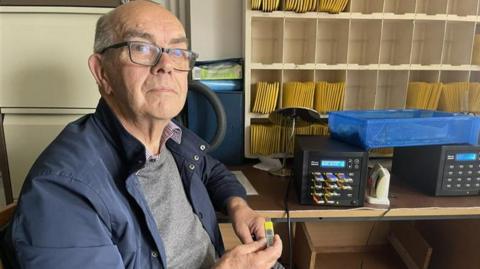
top-left (213, 236), bottom-right (282, 269)
top-left (226, 197), bottom-right (265, 243)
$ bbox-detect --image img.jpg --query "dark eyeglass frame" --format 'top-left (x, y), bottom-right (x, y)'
top-left (99, 41), bottom-right (198, 71)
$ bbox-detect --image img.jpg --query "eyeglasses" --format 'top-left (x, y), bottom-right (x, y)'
top-left (100, 41), bottom-right (198, 71)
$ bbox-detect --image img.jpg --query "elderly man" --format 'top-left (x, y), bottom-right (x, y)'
top-left (4, 0), bottom-right (282, 268)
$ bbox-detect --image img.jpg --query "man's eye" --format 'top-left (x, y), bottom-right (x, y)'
top-left (170, 49), bottom-right (185, 57)
top-left (132, 44), bottom-right (152, 54)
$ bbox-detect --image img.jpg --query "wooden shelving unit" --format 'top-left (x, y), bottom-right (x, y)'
top-left (244, 0), bottom-right (480, 158)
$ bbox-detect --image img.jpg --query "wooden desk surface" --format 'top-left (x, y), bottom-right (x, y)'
top-left (234, 166), bottom-right (480, 220)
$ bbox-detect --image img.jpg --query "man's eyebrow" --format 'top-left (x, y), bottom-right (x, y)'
top-left (169, 37), bottom-right (188, 45)
top-left (123, 30), bottom-right (155, 42)
top-left (123, 31), bottom-right (188, 46)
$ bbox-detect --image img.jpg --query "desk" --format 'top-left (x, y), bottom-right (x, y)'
top-left (237, 166), bottom-right (480, 220)
top-left (231, 166), bottom-right (480, 269)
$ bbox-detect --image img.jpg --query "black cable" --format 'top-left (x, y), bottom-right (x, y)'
top-left (283, 175), bottom-right (293, 269)
top-left (359, 206), bottom-right (391, 269)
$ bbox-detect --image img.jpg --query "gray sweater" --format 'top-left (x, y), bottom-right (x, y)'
top-left (137, 148), bottom-right (217, 269)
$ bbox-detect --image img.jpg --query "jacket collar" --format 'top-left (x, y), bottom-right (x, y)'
top-left (93, 98), bottom-right (146, 172)
top-left (93, 98), bottom-right (210, 171)
top-left (166, 122), bottom-right (209, 157)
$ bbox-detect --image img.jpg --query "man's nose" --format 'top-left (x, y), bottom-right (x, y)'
top-left (151, 52), bottom-right (174, 74)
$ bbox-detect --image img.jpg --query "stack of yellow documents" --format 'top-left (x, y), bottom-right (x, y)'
top-left (282, 82), bottom-right (315, 108)
top-left (296, 123), bottom-right (329, 136)
top-left (308, 123), bottom-right (330, 136)
top-left (251, 81), bottom-right (280, 114)
top-left (250, 124), bottom-right (286, 155)
top-left (472, 34), bottom-right (480, 65)
top-left (314, 81), bottom-right (345, 113)
top-left (468, 83), bottom-right (480, 113)
top-left (251, 0), bottom-right (280, 12)
top-left (438, 82), bottom-right (469, 112)
top-left (250, 123), bottom-right (330, 155)
top-left (317, 0), bottom-right (349, 13)
top-left (284, 0), bottom-right (317, 13)
top-left (406, 82), bottom-right (442, 110)
top-left (286, 123), bottom-right (330, 154)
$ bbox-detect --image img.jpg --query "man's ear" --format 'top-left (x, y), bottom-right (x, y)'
top-left (88, 54), bottom-right (113, 95)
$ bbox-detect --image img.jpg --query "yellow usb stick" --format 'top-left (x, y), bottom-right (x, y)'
top-left (264, 218), bottom-right (274, 247)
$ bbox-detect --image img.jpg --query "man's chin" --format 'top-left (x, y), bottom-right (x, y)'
top-left (144, 98), bottom-right (185, 119)
top-left (149, 110), bottom-right (182, 121)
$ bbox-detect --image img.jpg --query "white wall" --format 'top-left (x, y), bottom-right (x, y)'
top-left (189, 0), bottom-right (243, 61)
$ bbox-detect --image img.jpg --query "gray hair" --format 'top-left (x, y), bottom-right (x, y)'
top-left (93, 12), bottom-right (115, 53)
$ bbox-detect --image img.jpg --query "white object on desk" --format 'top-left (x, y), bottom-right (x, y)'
top-left (366, 163), bottom-right (390, 206)
top-left (231, 170), bottom-right (258, 196)
top-left (252, 156), bottom-right (282, 172)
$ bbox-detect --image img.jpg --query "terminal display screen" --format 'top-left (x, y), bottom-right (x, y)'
top-left (455, 153), bottom-right (477, 161)
top-left (321, 160), bottom-right (346, 168)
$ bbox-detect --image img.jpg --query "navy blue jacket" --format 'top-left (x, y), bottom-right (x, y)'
top-left (6, 99), bottom-right (246, 268)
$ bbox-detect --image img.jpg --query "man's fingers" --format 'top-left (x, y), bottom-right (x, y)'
top-left (253, 222), bottom-right (266, 240)
top-left (251, 235), bottom-right (283, 268)
top-left (236, 226), bottom-right (255, 244)
top-left (235, 238), bottom-right (267, 255)
top-left (224, 235), bottom-right (283, 269)
top-left (258, 229), bottom-right (266, 239)
top-left (262, 235), bottom-right (283, 266)
top-left (263, 235), bottom-right (282, 256)
top-left (218, 236), bottom-right (282, 269)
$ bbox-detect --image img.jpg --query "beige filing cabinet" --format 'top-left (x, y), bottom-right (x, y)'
top-left (2, 111), bottom-right (92, 198)
top-left (0, 7), bottom-right (110, 200)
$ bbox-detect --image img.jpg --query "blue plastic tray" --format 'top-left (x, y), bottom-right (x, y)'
top-left (199, 80), bottom-right (242, 91)
top-left (328, 109), bottom-right (480, 149)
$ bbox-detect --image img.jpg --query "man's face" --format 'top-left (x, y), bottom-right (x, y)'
top-left (102, 3), bottom-right (189, 122)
